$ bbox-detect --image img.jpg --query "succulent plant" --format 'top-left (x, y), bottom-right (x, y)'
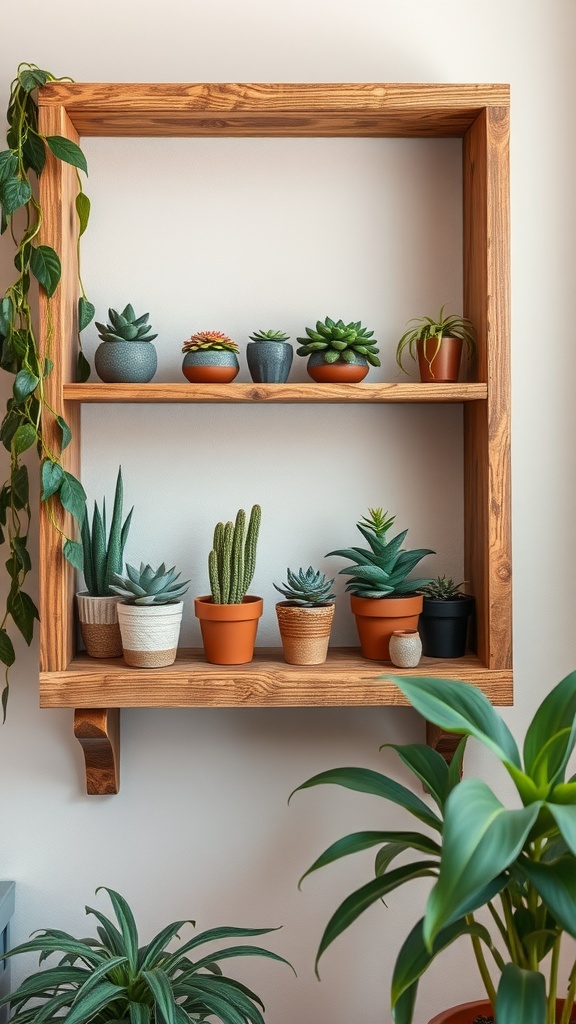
top-left (297, 317), bottom-right (380, 366)
top-left (0, 885), bottom-right (292, 1024)
top-left (249, 329), bottom-right (290, 342)
top-left (396, 304), bottom-right (475, 372)
top-left (419, 575), bottom-right (467, 600)
top-left (182, 330), bottom-right (239, 354)
top-left (274, 566), bottom-right (335, 607)
top-left (327, 507), bottom-right (434, 598)
top-left (111, 562), bottom-right (190, 605)
top-left (81, 467), bottom-right (134, 597)
top-left (95, 304), bottom-right (158, 343)
top-left (209, 505), bottom-right (261, 604)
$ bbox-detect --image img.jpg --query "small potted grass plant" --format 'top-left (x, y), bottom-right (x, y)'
top-left (194, 504), bottom-right (262, 664)
top-left (274, 565), bottom-right (336, 665)
top-left (94, 304), bottom-right (158, 383)
top-left (182, 330), bottom-right (240, 382)
top-left (0, 885), bottom-right (293, 1024)
top-left (296, 317), bottom-right (380, 382)
top-left (111, 561), bottom-right (190, 667)
top-left (247, 329), bottom-right (293, 383)
top-left (418, 575), bottom-right (475, 658)
top-left (396, 305), bottom-right (475, 383)
top-left (327, 507), bottom-right (434, 660)
top-left (77, 467), bottom-right (133, 658)
top-left (291, 671), bottom-right (576, 1024)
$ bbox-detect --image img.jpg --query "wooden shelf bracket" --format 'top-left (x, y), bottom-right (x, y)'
top-left (74, 708), bottom-right (120, 794)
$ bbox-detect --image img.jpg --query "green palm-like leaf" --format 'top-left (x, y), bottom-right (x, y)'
top-left (495, 963), bottom-right (546, 1024)
top-left (65, 980), bottom-right (127, 1024)
top-left (519, 857), bottom-right (576, 938)
top-left (141, 968), bottom-right (176, 1024)
top-left (523, 671), bottom-right (576, 788)
top-left (380, 743), bottom-right (451, 810)
top-left (138, 920), bottom-right (192, 970)
top-left (300, 830), bottom-right (441, 887)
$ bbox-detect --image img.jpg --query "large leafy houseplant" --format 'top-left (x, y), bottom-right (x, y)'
top-left (0, 64), bottom-right (93, 714)
top-left (0, 886), bottom-right (292, 1024)
top-left (292, 672), bottom-right (576, 1024)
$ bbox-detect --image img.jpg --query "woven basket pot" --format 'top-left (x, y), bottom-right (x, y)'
top-left (117, 601), bottom-right (183, 668)
top-left (275, 602), bottom-right (335, 664)
top-left (76, 593), bottom-right (122, 658)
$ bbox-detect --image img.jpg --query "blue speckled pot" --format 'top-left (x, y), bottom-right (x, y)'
top-left (182, 350), bottom-right (239, 383)
top-left (246, 341), bottom-right (293, 383)
top-left (95, 340), bottom-right (157, 383)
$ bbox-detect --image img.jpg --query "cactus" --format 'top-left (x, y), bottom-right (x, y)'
top-left (182, 331), bottom-right (239, 354)
top-left (249, 329), bottom-right (290, 342)
top-left (81, 467), bottom-right (134, 596)
top-left (327, 507), bottom-right (434, 598)
top-left (274, 566), bottom-right (335, 607)
top-left (95, 304), bottom-right (157, 343)
top-left (110, 562), bottom-right (190, 605)
top-left (208, 505), bottom-right (261, 604)
top-left (297, 317), bottom-right (380, 366)
top-left (419, 575), bottom-right (466, 600)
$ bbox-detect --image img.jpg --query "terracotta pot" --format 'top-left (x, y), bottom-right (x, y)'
top-left (182, 350), bottom-right (239, 383)
top-left (306, 352), bottom-right (369, 383)
top-left (276, 602), bottom-right (335, 664)
top-left (194, 595), bottom-right (263, 664)
top-left (76, 592), bottom-right (122, 658)
top-left (350, 593), bottom-right (423, 660)
top-left (417, 336), bottom-right (463, 382)
top-left (428, 998), bottom-right (576, 1024)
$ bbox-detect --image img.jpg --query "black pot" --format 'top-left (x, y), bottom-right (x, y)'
top-left (418, 595), bottom-right (475, 658)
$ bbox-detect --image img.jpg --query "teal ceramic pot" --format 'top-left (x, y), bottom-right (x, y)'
top-left (95, 340), bottom-right (157, 383)
top-left (306, 351), bottom-right (369, 383)
top-left (246, 341), bottom-right (293, 383)
top-left (182, 350), bottom-right (239, 383)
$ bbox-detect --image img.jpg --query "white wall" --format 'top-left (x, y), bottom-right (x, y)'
top-left (1, 2), bottom-right (575, 1023)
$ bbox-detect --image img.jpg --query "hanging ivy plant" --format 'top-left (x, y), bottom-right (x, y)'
top-left (0, 63), bottom-right (93, 716)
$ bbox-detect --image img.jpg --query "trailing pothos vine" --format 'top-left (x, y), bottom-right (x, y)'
top-left (0, 64), bottom-right (94, 716)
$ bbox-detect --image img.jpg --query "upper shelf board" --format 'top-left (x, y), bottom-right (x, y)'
top-left (63, 382), bottom-right (488, 404)
top-left (38, 82), bottom-right (510, 138)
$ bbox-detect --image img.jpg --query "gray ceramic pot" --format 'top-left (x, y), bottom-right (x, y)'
top-left (95, 340), bottom-right (157, 383)
top-left (246, 341), bottom-right (293, 383)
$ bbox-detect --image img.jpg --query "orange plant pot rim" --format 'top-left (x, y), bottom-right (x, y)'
top-left (194, 595), bottom-right (263, 621)
top-left (350, 594), bottom-right (423, 617)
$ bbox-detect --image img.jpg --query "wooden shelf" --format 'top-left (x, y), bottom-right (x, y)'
top-left (40, 648), bottom-right (512, 709)
top-left (63, 382), bottom-right (488, 404)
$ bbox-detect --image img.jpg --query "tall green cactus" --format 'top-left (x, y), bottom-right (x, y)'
top-left (81, 467), bottom-right (134, 596)
top-left (208, 504), bottom-right (261, 604)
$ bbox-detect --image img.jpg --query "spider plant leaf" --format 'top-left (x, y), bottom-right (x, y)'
top-left (139, 920), bottom-right (193, 970)
top-left (65, 980), bottom-right (127, 1024)
top-left (95, 888), bottom-right (139, 970)
top-left (141, 968), bottom-right (176, 1024)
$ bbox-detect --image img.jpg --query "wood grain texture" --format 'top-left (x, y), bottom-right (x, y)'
top-left (40, 648), bottom-right (513, 708)
top-left (37, 83), bottom-right (510, 138)
top-left (63, 382), bottom-right (488, 403)
top-left (463, 106), bottom-right (511, 671)
top-left (38, 105), bottom-right (81, 673)
top-left (73, 708), bottom-right (120, 794)
top-left (426, 722), bottom-right (465, 769)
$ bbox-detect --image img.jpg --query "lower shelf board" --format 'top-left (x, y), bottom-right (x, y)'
top-left (40, 646), bottom-right (513, 709)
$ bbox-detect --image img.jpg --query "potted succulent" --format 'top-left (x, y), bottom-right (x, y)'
top-left (77, 467), bottom-right (133, 658)
top-left (195, 504), bottom-right (262, 664)
top-left (327, 507), bottom-right (434, 660)
top-left (94, 304), bottom-right (158, 383)
top-left (247, 329), bottom-right (293, 383)
top-left (182, 330), bottom-right (240, 382)
top-left (296, 317), bottom-right (380, 382)
top-left (418, 575), bottom-right (475, 658)
top-left (292, 671), bottom-right (576, 1024)
top-left (396, 305), bottom-right (476, 383)
top-left (111, 561), bottom-right (190, 667)
top-left (0, 885), bottom-right (292, 1024)
top-left (274, 565), bottom-right (336, 665)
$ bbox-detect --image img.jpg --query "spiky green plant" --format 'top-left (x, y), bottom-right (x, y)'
top-left (274, 566), bottom-right (335, 607)
top-left (209, 505), bottom-right (261, 604)
top-left (419, 575), bottom-right (466, 600)
top-left (396, 304), bottom-right (475, 373)
top-left (249, 330), bottom-right (290, 342)
top-left (327, 507), bottom-right (434, 598)
top-left (110, 562), bottom-right (190, 605)
top-left (95, 304), bottom-right (158, 343)
top-left (296, 317), bottom-right (380, 366)
top-left (182, 331), bottom-right (239, 354)
top-left (81, 467), bottom-right (133, 596)
top-left (0, 886), bottom-right (292, 1024)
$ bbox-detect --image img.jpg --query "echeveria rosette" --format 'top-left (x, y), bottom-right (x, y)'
top-left (292, 670), bottom-right (576, 1024)
top-left (95, 304), bottom-right (158, 343)
top-left (183, 330), bottom-right (239, 354)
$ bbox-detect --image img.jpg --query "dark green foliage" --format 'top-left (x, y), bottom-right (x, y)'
top-left (96, 305), bottom-right (158, 343)
top-left (209, 505), bottom-right (261, 604)
top-left (296, 317), bottom-right (380, 366)
top-left (0, 886), bottom-right (293, 1024)
top-left (274, 566), bottom-right (335, 606)
top-left (249, 329), bottom-right (290, 342)
top-left (327, 506), bottom-right (434, 598)
top-left (81, 468), bottom-right (134, 596)
top-left (419, 575), bottom-right (466, 600)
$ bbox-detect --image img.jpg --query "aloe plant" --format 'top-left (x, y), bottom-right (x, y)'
top-left (0, 886), bottom-right (292, 1024)
top-left (292, 672), bottom-right (576, 1024)
top-left (81, 467), bottom-right (133, 596)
